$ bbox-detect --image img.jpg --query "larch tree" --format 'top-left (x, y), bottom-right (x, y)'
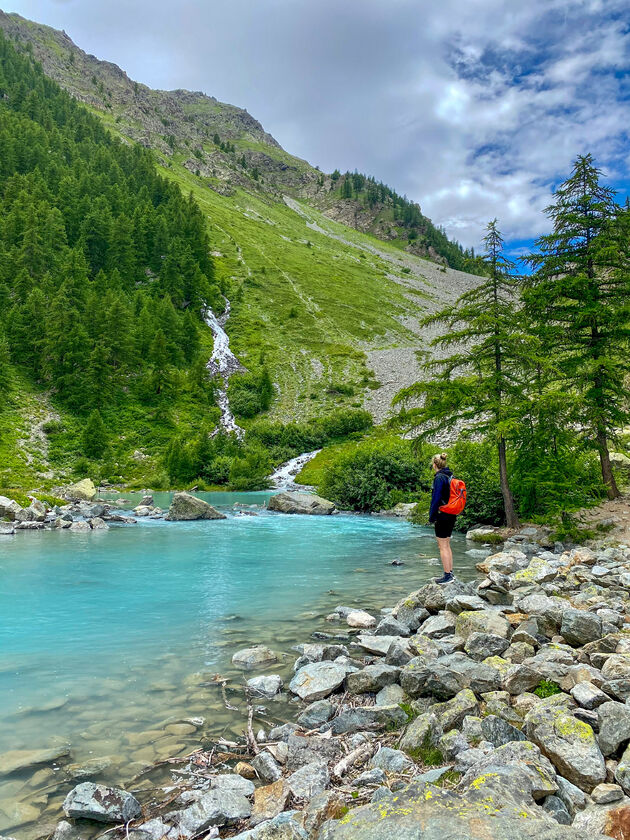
top-left (393, 220), bottom-right (530, 528)
top-left (525, 154), bottom-right (630, 500)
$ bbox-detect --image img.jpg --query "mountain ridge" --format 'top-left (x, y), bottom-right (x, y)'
top-left (0, 8), bottom-right (481, 270)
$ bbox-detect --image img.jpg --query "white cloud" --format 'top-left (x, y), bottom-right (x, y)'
top-left (7, 0), bottom-right (630, 248)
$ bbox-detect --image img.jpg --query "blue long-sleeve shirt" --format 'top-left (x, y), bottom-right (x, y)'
top-left (429, 467), bottom-right (453, 522)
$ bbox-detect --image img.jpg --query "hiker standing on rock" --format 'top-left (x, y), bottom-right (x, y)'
top-left (429, 452), bottom-right (466, 584)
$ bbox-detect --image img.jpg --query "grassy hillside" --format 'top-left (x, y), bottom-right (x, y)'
top-left (0, 12), bottom-right (484, 491)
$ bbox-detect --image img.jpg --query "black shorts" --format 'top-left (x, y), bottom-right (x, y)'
top-left (434, 513), bottom-right (456, 539)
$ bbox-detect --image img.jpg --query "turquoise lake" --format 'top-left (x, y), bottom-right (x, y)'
top-left (0, 491), bottom-right (479, 836)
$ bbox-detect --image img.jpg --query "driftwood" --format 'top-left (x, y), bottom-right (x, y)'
top-left (332, 742), bottom-right (373, 780)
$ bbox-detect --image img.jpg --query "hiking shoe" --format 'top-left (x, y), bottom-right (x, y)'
top-left (435, 572), bottom-right (454, 584)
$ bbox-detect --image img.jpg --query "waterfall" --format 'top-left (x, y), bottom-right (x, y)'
top-left (204, 298), bottom-right (245, 440)
top-left (269, 450), bottom-right (321, 490)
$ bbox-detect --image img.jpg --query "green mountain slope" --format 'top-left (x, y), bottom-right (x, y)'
top-left (0, 12), bottom-right (483, 491)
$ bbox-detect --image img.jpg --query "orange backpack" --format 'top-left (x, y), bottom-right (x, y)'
top-left (439, 476), bottom-right (467, 515)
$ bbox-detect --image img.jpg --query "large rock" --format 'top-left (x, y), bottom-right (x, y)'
top-left (166, 492), bottom-right (226, 521)
top-left (524, 704), bottom-right (606, 791)
top-left (400, 652), bottom-right (501, 700)
top-left (0, 495), bottom-right (22, 520)
top-left (230, 811), bottom-right (307, 839)
top-left (455, 610), bottom-right (510, 640)
top-left (561, 609), bottom-right (603, 647)
top-left (398, 712), bottom-right (442, 754)
top-left (268, 492), bottom-right (335, 515)
top-left (317, 776), bottom-right (602, 840)
top-left (431, 689), bottom-right (478, 731)
top-left (62, 782), bottom-right (141, 823)
top-left (287, 762), bottom-right (330, 800)
top-left (346, 663), bottom-right (400, 694)
top-left (175, 789), bottom-right (251, 833)
top-left (64, 479), bottom-right (97, 502)
top-left (289, 662), bottom-right (347, 702)
top-left (297, 700), bottom-right (335, 730)
top-left (572, 799), bottom-right (630, 838)
top-left (330, 705), bottom-right (407, 735)
top-left (597, 701), bottom-right (630, 756)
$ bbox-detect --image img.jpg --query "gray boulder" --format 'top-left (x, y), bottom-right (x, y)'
top-left (481, 715), bottom-right (527, 747)
top-left (525, 704), bottom-right (606, 791)
top-left (331, 704), bottom-right (407, 735)
top-left (175, 789), bottom-right (252, 833)
top-left (375, 684), bottom-right (405, 706)
top-left (431, 688), bottom-right (478, 731)
top-left (64, 479), bottom-right (97, 501)
top-left (252, 752), bottom-right (283, 784)
top-left (268, 492), bottom-right (335, 515)
top-left (297, 700), bottom-right (335, 730)
top-left (398, 712), bottom-right (442, 754)
top-left (166, 491), bottom-right (226, 521)
top-left (229, 810), bottom-right (307, 839)
top-left (597, 701), bottom-right (630, 756)
top-left (401, 652), bottom-right (501, 700)
top-left (317, 775), bottom-right (602, 840)
top-left (615, 743), bottom-right (630, 791)
top-left (370, 747), bottom-right (413, 774)
top-left (464, 632), bottom-right (509, 661)
top-left (289, 662), bottom-right (347, 702)
top-left (0, 495), bottom-right (22, 520)
top-left (561, 609), bottom-right (603, 647)
top-left (346, 663), bottom-right (400, 695)
top-left (287, 762), bottom-right (329, 800)
top-left (62, 782), bottom-right (142, 823)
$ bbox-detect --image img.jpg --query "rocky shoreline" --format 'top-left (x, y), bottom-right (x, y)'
top-left (9, 532), bottom-right (628, 840)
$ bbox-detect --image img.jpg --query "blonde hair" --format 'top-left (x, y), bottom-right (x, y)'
top-left (432, 452), bottom-right (448, 470)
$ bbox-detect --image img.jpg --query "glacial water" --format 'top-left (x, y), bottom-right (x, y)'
top-left (0, 491), bottom-right (480, 836)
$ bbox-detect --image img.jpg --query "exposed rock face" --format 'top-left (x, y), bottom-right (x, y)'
top-left (165, 491), bottom-right (227, 521)
top-left (64, 479), bottom-right (97, 502)
top-left (268, 492), bottom-right (335, 515)
top-left (62, 782), bottom-right (142, 823)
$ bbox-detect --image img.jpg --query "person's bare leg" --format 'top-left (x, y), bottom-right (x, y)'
top-left (436, 537), bottom-right (453, 574)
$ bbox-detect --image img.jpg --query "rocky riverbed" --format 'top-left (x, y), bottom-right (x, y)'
top-left (12, 533), bottom-right (629, 840)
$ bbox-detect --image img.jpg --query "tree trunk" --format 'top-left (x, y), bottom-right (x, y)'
top-left (596, 428), bottom-right (620, 500)
top-left (497, 436), bottom-right (520, 528)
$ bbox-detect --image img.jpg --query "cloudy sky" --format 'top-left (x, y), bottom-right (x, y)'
top-left (6, 0), bottom-right (630, 250)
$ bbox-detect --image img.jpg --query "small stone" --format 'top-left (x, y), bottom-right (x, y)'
top-left (297, 700), bottom-right (335, 729)
top-left (247, 675), bottom-right (283, 698)
top-left (542, 795), bottom-right (572, 825)
top-left (235, 761), bottom-right (256, 780)
top-left (251, 752), bottom-right (282, 784)
top-left (571, 682), bottom-right (610, 711)
top-left (591, 782), bottom-right (624, 804)
top-left (464, 632), bottom-right (509, 661)
top-left (346, 610), bottom-right (376, 628)
top-left (354, 768), bottom-right (387, 786)
top-left (210, 774), bottom-right (255, 797)
top-left (370, 747), bottom-right (414, 774)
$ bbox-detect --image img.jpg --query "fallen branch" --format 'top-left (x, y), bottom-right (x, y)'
top-left (332, 743), bottom-right (373, 780)
top-left (246, 693), bottom-right (260, 755)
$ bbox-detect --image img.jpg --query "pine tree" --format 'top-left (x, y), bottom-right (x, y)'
top-left (0, 327), bottom-right (13, 405)
top-left (525, 155), bottom-right (630, 499)
top-left (82, 408), bottom-right (108, 458)
top-left (394, 220), bottom-right (530, 527)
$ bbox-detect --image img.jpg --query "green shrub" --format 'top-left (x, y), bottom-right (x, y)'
top-left (320, 438), bottom-right (429, 512)
top-left (533, 680), bottom-right (562, 698)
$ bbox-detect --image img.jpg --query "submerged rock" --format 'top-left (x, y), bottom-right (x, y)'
top-left (233, 646), bottom-right (278, 670)
top-left (62, 782), bottom-right (141, 823)
top-left (0, 746), bottom-right (70, 777)
top-left (165, 492), bottom-right (227, 521)
top-left (268, 492), bottom-right (335, 515)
